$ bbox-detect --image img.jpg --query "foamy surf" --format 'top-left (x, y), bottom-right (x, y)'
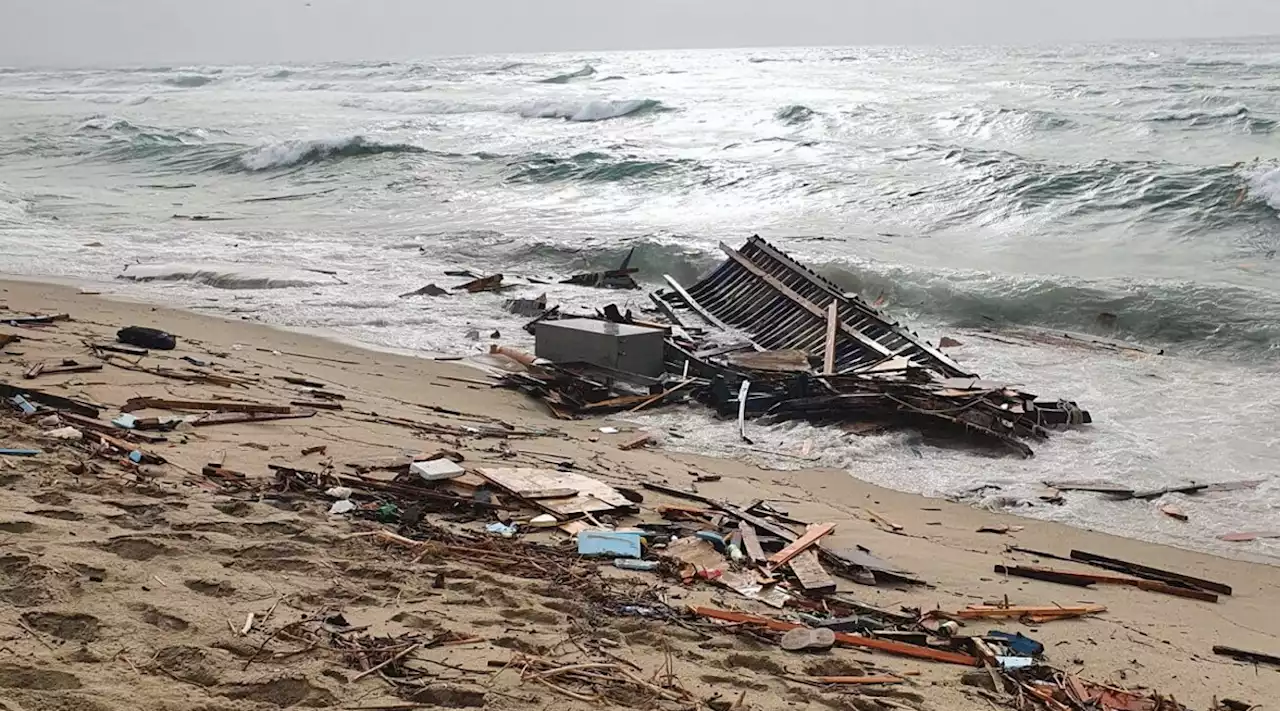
top-left (118, 263), bottom-right (332, 290)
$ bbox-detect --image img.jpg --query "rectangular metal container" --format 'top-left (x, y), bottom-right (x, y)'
top-left (534, 318), bottom-right (666, 377)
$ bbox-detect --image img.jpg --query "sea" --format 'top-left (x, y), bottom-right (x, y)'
top-left (1, 39), bottom-right (1277, 561)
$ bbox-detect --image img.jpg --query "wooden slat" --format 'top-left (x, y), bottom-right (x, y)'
top-left (822, 302), bottom-right (838, 374)
top-left (1069, 550), bottom-right (1232, 596)
top-left (718, 243), bottom-right (896, 359)
top-left (996, 565), bottom-right (1219, 603)
top-left (788, 549), bottom-right (836, 592)
top-left (738, 521), bottom-right (767, 564)
top-left (692, 607), bottom-right (979, 666)
top-left (767, 522), bottom-right (836, 568)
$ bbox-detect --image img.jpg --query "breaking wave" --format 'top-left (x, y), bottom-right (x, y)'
top-left (118, 263), bottom-right (330, 290)
top-left (235, 136), bottom-right (426, 171)
top-left (1144, 104), bottom-right (1275, 132)
top-left (775, 105), bottom-right (816, 125)
top-left (517, 98), bottom-right (668, 122)
top-left (537, 64), bottom-right (596, 83)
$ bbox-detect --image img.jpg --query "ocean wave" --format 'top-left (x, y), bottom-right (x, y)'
top-left (235, 136), bottom-right (426, 171)
top-left (934, 106), bottom-right (1075, 136)
top-left (504, 151), bottom-right (688, 183)
top-left (434, 234), bottom-right (721, 286)
top-left (814, 259), bottom-right (1280, 357)
top-left (775, 105), bottom-right (816, 126)
top-left (118, 263), bottom-right (330, 290)
top-left (1144, 104), bottom-right (1274, 132)
top-left (165, 74), bottom-right (215, 88)
top-left (537, 64), bottom-right (596, 84)
top-left (518, 98), bottom-right (668, 122)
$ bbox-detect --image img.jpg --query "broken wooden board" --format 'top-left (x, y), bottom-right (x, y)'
top-left (122, 397), bottom-right (292, 414)
top-left (738, 521), bottom-right (767, 564)
top-left (947, 605), bottom-right (1106, 621)
top-left (191, 409), bottom-right (316, 427)
top-left (25, 361), bottom-right (102, 379)
top-left (1212, 645), bottom-right (1280, 668)
top-left (1044, 480), bottom-right (1135, 496)
top-left (1069, 549), bottom-right (1232, 596)
top-left (788, 549), bottom-right (836, 592)
top-left (726, 349), bottom-right (812, 373)
top-left (994, 564), bottom-right (1219, 603)
top-left (477, 467), bottom-right (634, 516)
top-left (768, 522), bottom-right (836, 568)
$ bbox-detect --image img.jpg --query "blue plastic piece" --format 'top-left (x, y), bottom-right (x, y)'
top-left (577, 530), bottom-right (644, 558)
top-left (128, 450), bottom-right (143, 463)
top-left (486, 522), bottom-right (518, 538)
top-left (9, 395), bottom-right (35, 415)
top-left (113, 414), bottom-right (138, 430)
top-left (990, 630), bottom-right (1044, 657)
top-left (695, 530), bottom-right (727, 552)
top-left (0, 449), bottom-right (40, 457)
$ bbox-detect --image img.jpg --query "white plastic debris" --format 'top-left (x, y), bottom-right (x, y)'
top-left (410, 458), bottom-right (466, 481)
top-left (529, 513), bottom-right (559, 528)
top-left (598, 427), bottom-right (619, 434)
top-left (38, 415), bottom-right (61, 428)
top-left (45, 427), bottom-right (83, 441)
top-left (328, 500), bottom-right (356, 515)
top-left (325, 486), bottom-right (354, 500)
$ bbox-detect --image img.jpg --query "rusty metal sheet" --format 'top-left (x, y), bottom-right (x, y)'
top-left (477, 467), bottom-right (633, 516)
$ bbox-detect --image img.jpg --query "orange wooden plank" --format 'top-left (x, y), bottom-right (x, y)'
top-left (691, 607), bottom-right (978, 666)
top-left (767, 522), bottom-right (836, 568)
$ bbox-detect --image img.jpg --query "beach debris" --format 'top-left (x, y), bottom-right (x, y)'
top-left (939, 336), bottom-right (963, 348)
top-left (781, 626), bottom-right (836, 652)
top-left (577, 529), bottom-right (644, 558)
top-left (454, 273), bottom-right (505, 293)
top-left (767, 522), bottom-right (835, 568)
top-left (399, 283), bottom-right (448, 298)
top-left (122, 396), bottom-right (291, 414)
top-left (1, 382), bottom-right (101, 417)
top-left (409, 458), bottom-right (467, 482)
top-left (1218, 531), bottom-right (1280, 542)
top-left (88, 341), bottom-right (148, 356)
top-left (617, 433), bottom-right (654, 451)
top-left (477, 467), bottom-right (636, 517)
top-left (994, 564), bottom-right (1219, 602)
top-left (561, 248), bottom-right (640, 290)
top-left (1212, 645), bottom-right (1280, 668)
top-left (504, 293), bottom-right (548, 317)
top-left (1068, 549), bottom-right (1232, 596)
top-left (937, 604), bottom-right (1107, 623)
top-left (117, 325), bottom-right (177, 350)
top-left (1160, 504), bottom-right (1188, 521)
top-left (24, 359), bottom-right (102, 379)
top-left (3, 313), bottom-right (70, 326)
top-left (0, 448), bottom-right (41, 456)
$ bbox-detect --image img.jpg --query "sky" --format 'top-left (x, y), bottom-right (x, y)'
top-left (2, 0), bottom-right (1278, 66)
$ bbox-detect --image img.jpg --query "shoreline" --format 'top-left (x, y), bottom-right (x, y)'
top-left (1, 276), bottom-right (1278, 709)
top-left (6, 271), bottom-right (1276, 565)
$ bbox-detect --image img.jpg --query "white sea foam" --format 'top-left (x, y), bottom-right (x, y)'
top-left (118, 263), bottom-right (330, 290)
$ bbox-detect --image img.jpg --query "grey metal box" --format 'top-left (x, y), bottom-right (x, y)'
top-left (535, 319), bottom-right (666, 377)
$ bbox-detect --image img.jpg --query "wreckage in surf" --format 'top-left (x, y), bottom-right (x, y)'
top-left (499, 236), bottom-right (1090, 457)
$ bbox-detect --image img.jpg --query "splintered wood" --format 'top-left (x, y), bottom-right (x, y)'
top-left (477, 467), bottom-right (634, 516)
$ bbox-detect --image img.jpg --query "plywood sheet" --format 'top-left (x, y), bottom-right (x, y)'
top-left (477, 467), bottom-right (632, 516)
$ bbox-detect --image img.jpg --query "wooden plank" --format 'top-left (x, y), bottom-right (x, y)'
top-left (478, 467), bottom-right (632, 516)
top-left (823, 302), bottom-right (838, 375)
top-left (26, 362), bottom-right (102, 378)
top-left (123, 397), bottom-right (292, 414)
top-left (691, 607), bottom-right (979, 666)
top-left (738, 521), bottom-right (767, 564)
top-left (618, 433), bottom-right (654, 451)
top-left (191, 409), bottom-right (316, 427)
top-left (767, 522), bottom-right (836, 568)
top-left (726, 350), bottom-right (811, 373)
top-left (662, 275), bottom-right (739, 335)
top-left (949, 605), bottom-right (1106, 620)
top-left (719, 242), bottom-right (895, 358)
top-left (788, 549), bottom-right (836, 592)
top-left (1069, 549), bottom-right (1232, 596)
top-left (996, 565), bottom-right (1218, 603)
top-left (811, 676), bottom-right (904, 685)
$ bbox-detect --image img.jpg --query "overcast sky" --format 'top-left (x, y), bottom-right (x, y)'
top-left (3, 0), bottom-right (1277, 66)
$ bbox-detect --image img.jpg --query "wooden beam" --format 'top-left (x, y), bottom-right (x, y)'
top-left (691, 607), bottom-right (979, 666)
top-left (1069, 550), bottom-right (1232, 596)
top-left (123, 397), bottom-right (292, 414)
top-left (996, 565), bottom-right (1218, 603)
top-left (823, 301), bottom-right (838, 375)
top-left (718, 243), bottom-right (895, 358)
top-left (767, 522), bottom-right (836, 568)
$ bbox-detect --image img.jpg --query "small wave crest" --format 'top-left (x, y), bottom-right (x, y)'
top-left (235, 136), bottom-right (426, 171)
top-left (775, 105), bottom-right (817, 126)
top-left (165, 74), bottom-right (215, 88)
top-left (503, 151), bottom-right (688, 184)
top-left (1144, 104), bottom-right (1274, 132)
top-left (518, 98), bottom-right (668, 122)
top-left (537, 64), bottom-right (596, 84)
top-left (118, 263), bottom-right (330, 290)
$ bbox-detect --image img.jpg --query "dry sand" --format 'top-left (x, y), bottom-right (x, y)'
top-left (0, 278), bottom-right (1276, 711)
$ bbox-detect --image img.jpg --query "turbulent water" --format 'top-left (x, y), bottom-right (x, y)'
top-left (1, 40), bottom-right (1277, 559)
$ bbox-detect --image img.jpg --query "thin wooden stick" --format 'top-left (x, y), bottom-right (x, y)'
top-left (349, 643), bottom-right (422, 683)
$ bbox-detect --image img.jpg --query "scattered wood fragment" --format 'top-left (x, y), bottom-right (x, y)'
top-left (788, 549), bottom-right (836, 592)
top-left (1212, 645), bottom-right (1280, 668)
top-left (768, 522), bottom-right (836, 568)
top-left (738, 521), bottom-right (767, 564)
top-left (122, 397), bottom-right (291, 414)
top-left (302, 445), bottom-right (327, 456)
top-left (812, 676), bottom-right (904, 685)
top-left (0, 382), bottom-right (100, 418)
top-left (865, 509), bottom-right (903, 533)
top-left (1159, 504), bottom-right (1188, 522)
top-left (24, 361), bottom-right (102, 379)
top-left (617, 433), bottom-right (654, 451)
top-left (692, 607), bottom-right (979, 666)
top-left (191, 409), bottom-right (316, 427)
top-left (1218, 531), bottom-right (1280, 542)
top-left (945, 604), bottom-right (1106, 622)
top-left (276, 376), bottom-right (326, 388)
top-left (292, 400), bottom-right (343, 411)
top-left (1069, 549), bottom-right (1231, 596)
top-left (994, 564), bottom-right (1218, 602)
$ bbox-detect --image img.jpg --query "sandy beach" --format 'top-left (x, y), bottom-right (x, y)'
top-left (0, 277), bottom-right (1276, 711)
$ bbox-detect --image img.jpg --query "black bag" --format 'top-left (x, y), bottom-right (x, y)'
top-left (117, 326), bottom-right (177, 351)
